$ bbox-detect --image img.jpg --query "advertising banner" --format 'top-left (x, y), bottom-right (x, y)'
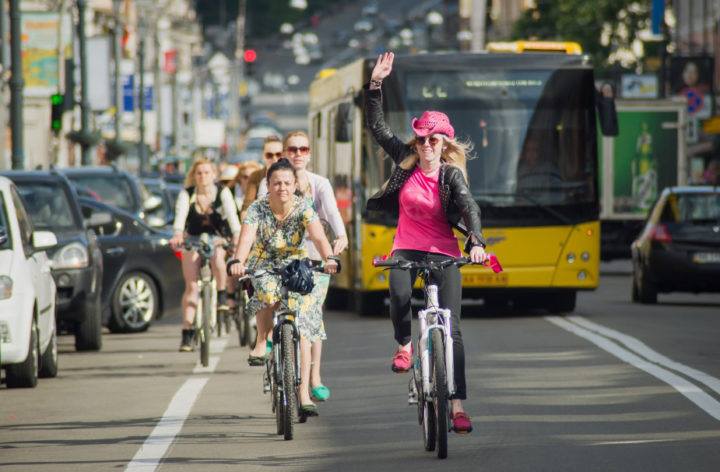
top-left (21, 12), bottom-right (59, 96)
top-left (612, 110), bottom-right (679, 214)
top-left (669, 56), bottom-right (714, 118)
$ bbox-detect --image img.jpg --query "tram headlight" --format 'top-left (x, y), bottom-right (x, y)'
top-left (577, 270), bottom-right (588, 281)
top-left (566, 252), bottom-right (576, 264)
top-left (581, 251), bottom-right (590, 262)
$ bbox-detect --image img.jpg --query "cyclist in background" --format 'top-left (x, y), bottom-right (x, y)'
top-left (170, 158), bottom-right (241, 351)
top-left (365, 52), bottom-right (487, 433)
top-left (240, 135), bottom-right (284, 217)
top-left (228, 158), bottom-right (338, 417)
top-left (284, 130), bottom-right (348, 404)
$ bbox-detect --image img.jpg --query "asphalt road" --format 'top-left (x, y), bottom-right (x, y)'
top-left (2, 271), bottom-right (720, 471)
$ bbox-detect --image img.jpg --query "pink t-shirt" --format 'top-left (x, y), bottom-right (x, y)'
top-left (392, 167), bottom-right (461, 257)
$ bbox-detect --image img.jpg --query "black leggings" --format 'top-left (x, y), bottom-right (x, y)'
top-left (389, 249), bottom-right (467, 400)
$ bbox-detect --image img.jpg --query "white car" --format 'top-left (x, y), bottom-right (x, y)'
top-left (0, 176), bottom-right (58, 388)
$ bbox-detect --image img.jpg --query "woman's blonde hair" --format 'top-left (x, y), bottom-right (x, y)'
top-left (184, 157), bottom-right (216, 187)
top-left (283, 130), bottom-right (310, 150)
top-left (400, 136), bottom-right (472, 180)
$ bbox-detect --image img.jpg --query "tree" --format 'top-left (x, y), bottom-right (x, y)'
top-left (513, 0), bottom-right (650, 71)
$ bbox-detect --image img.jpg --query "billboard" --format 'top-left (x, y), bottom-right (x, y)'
top-left (21, 12), bottom-right (60, 96)
top-left (669, 56), bottom-right (714, 118)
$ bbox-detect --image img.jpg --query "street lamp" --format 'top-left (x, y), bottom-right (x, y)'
top-left (135, 0), bottom-right (154, 173)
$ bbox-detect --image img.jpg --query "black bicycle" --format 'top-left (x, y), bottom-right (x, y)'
top-left (238, 258), bottom-right (338, 440)
top-left (183, 233), bottom-right (217, 367)
top-left (231, 278), bottom-right (254, 348)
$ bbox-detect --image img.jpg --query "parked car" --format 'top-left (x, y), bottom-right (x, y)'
top-left (0, 176), bottom-right (58, 388)
top-left (2, 171), bottom-right (104, 351)
top-left (57, 166), bottom-right (164, 228)
top-left (141, 177), bottom-right (183, 229)
top-left (631, 186), bottom-right (720, 303)
top-left (78, 197), bottom-right (184, 332)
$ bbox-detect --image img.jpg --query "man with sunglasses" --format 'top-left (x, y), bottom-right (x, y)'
top-left (364, 52), bottom-right (487, 435)
top-left (240, 135), bottom-right (284, 217)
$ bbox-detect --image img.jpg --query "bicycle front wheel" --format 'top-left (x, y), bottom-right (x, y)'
top-left (431, 329), bottom-right (449, 459)
top-left (200, 283), bottom-right (212, 367)
top-left (281, 322), bottom-right (297, 440)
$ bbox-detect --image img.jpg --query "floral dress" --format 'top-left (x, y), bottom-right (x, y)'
top-left (243, 195), bottom-right (327, 341)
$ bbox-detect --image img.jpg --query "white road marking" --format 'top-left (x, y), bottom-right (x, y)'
top-left (126, 337), bottom-right (229, 472)
top-left (546, 316), bottom-right (720, 422)
top-left (569, 316), bottom-right (720, 397)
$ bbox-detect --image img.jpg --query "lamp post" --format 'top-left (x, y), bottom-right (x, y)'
top-left (135, 0), bottom-right (155, 173)
top-left (77, 0), bottom-right (93, 165)
top-left (9, 0), bottom-right (24, 169)
top-left (112, 0), bottom-right (123, 141)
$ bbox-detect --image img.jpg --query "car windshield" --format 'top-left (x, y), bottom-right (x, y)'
top-left (663, 192), bottom-right (720, 224)
top-left (0, 193), bottom-right (12, 250)
top-left (16, 182), bottom-right (78, 230)
top-left (69, 175), bottom-right (135, 212)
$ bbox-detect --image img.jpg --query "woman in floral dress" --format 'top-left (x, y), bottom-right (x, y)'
top-left (228, 158), bottom-right (338, 414)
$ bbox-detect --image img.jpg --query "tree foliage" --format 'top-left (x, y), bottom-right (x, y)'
top-left (512, 0), bottom-right (651, 70)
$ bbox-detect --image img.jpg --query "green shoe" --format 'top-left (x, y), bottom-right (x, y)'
top-left (311, 385), bottom-right (330, 402)
top-left (300, 403), bottom-right (319, 417)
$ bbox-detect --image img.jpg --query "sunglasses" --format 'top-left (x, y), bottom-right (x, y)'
top-left (264, 151), bottom-right (283, 159)
top-left (416, 136), bottom-right (441, 146)
top-left (286, 146), bottom-right (310, 155)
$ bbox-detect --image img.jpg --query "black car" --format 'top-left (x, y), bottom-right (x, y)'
top-left (631, 186), bottom-right (720, 303)
top-left (1, 171), bottom-right (104, 350)
top-left (57, 166), bottom-right (164, 228)
top-left (78, 197), bottom-right (183, 332)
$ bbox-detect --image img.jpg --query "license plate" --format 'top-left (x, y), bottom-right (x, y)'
top-left (462, 273), bottom-right (508, 286)
top-left (692, 252), bottom-right (720, 264)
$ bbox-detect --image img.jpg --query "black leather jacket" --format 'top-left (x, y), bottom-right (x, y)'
top-left (364, 85), bottom-right (486, 252)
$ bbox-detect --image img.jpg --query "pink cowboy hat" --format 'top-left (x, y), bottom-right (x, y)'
top-left (411, 111), bottom-right (455, 139)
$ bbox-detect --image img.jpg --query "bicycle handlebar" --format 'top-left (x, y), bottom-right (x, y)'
top-left (373, 254), bottom-right (503, 273)
top-left (227, 256), bottom-right (342, 277)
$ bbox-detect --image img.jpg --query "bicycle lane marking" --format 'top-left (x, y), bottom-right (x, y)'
top-left (568, 316), bottom-right (720, 397)
top-left (125, 338), bottom-right (229, 472)
top-left (545, 316), bottom-right (720, 422)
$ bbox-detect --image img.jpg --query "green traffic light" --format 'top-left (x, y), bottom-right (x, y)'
top-left (51, 93), bottom-right (64, 106)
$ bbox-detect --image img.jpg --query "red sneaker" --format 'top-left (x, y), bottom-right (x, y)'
top-left (391, 346), bottom-right (412, 373)
top-left (452, 412), bottom-right (473, 434)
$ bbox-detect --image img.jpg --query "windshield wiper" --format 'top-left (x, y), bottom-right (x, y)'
top-left (475, 191), bottom-right (573, 226)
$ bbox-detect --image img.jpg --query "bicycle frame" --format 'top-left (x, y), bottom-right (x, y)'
top-left (417, 283), bottom-right (455, 399)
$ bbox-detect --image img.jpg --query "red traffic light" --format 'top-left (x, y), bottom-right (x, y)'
top-left (243, 49), bottom-right (257, 63)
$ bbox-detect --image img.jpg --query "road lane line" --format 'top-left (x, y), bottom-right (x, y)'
top-left (546, 316), bottom-right (720, 421)
top-left (125, 377), bottom-right (209, 472)
top-left (126, 337), bottom-right (229, 472)
top-left (569, 316), bottom-right (720, 397)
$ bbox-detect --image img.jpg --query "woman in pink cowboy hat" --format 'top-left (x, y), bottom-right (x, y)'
top-left (364, 52), bottom-right (488, 434)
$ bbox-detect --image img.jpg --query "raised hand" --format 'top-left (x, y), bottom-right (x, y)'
top-left (371, 52), bottom-right (394, 82)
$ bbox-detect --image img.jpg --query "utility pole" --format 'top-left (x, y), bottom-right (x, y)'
top-left (112, 0), bottom-right (122, 140)
top-left (9, 0), bottom-right (24, 169)
top-left (138, 34), bottom-right (147, 173)
top-left (228, 0), bottom-right (246, 155)
top-left (470, 0), bottom-right (487, 53)
top-left (77, 0), bottom-right (93, 165)
top-left (0, 0), bottom-right (8, 168)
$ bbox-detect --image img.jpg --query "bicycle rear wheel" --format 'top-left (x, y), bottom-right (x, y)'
top-left (422, 349), bottom-right (436, 452)
top-left (432, 329), bottom-right (449, 459)
top-left (200, 283), bottom-right (212, 367)
top-left (281, 322), bottom-right (297, 440)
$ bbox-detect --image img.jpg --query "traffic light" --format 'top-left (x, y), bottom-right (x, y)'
top-left (50, 93), bottom-right (64, 133)
top-left (244, 48), bottom-right (256, 77)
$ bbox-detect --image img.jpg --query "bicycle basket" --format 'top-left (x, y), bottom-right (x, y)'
top-left (281, 259), bottom-right (315, 295)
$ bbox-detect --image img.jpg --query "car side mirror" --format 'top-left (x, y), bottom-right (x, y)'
top-left (335, 102), bottom-right (353, 143)
top-left (32, 231), bottom-right (58, 250)
top-left (87, 211), bottom-right (113, 228)
top-left (143, 195), bottom-right (163, 212)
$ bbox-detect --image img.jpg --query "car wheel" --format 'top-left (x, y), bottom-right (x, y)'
top-left (6, 317), bottom-right (39, 388)
top-left (39, 325), bottom-right (59, 378)
top-left (110, 272), bottom-right (159, 333)
top-left (637, 264), bottom-right (657, 304)
top-left (75, 294), bottom-right (102, 351)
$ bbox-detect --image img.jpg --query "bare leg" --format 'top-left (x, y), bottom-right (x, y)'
top-left (181, 250), bottom-right (201, 329)
top-left (210, 244), bottom-right (227, 291)
top-left (310, 340), bottom-right (323, 387)
top-left (299, 337), bottom-right (313, 405)
top-left (451, 399), bottom-right (464, 414)
top-left (250, 304), bottom-right (274, 358)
